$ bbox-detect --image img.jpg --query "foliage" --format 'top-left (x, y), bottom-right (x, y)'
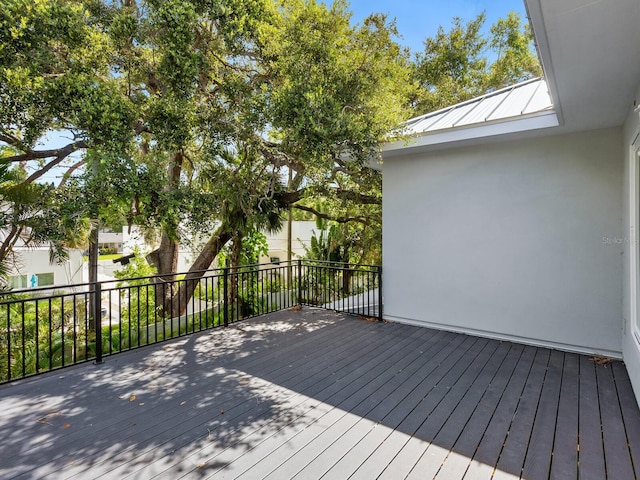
top-left (488, 12), bottom-right (542, 89)
top-left (305, 220), bottom-right (350, 264)
top-left (0, 294), bottom-right (92, 382)
top-left (0, 1), bottom-right (541, 317)
top-left (114, 248), bottom-right (157, 283)
top-left (113, 248), bottom-right (157, 325)
top-left (218, 229), bottom-right (269, 268)
top-left (0, 161), bottom-right (91, 277)
top-left (412, 11), bottom-right (542, 115)
top-left (1, 1), bottom-right (408, 321)
top-left (266, 1), bottom-right (412, 165)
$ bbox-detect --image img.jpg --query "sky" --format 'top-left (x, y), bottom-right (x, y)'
top-left (346, 0), bottom-right (528, 55)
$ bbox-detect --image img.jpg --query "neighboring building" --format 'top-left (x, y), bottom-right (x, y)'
top-left (106, 222), bottom-right (317, 274)
top-left (6, 245), bottom-right (84, 289)
top-left (380, 0), bottom-right (640, 406)
top-left (97, 228), bottom-right (124, 254)
top-left (260, 221), bottom-right (317, 264)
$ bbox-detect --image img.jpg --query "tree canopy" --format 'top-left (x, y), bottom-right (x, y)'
top-left (411, 11), bottom-right (541, 115)
top-left (0, 1), bottom-right (541, 304)
top-left (0, 0), bottom-right (412, 312)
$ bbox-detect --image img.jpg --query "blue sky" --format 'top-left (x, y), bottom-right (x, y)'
top-left (347, 0), bottom-right (528, 54)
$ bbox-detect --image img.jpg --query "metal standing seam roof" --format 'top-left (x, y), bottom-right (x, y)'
top-left (402, 77), bottom-right (554, 137)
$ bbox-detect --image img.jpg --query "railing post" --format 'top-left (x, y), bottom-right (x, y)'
top-left (377, 265), bottom-right (383, 322)
top-left (223, 267), bottom-right (229, 327)
top-left (297, 259), bottom-right (302, 306)
top-left (94, 282), bottom-right (103, 364)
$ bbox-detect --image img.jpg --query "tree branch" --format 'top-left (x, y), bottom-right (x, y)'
top-left (0, 132), bottom-right (22, 147)
top-left (2, 140), bottom-right (89, 164)
top-left (274, 188), bottom-right (306, 207)
top-left (293, 204), bottom-right (371, 226)
top-left (58, 159), bottom-right (87, 187)
top-left (0, 224), bottom-right (19, 263)
top-left (335, 188), bottom-right (381, 205)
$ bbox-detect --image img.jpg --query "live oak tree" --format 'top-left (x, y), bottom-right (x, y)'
top-left (0, 0), bottom-right (130, 276)
top-left (412, 11), bottom-right (542, 115)
top-left (1, 0), bottom-right (411, 315)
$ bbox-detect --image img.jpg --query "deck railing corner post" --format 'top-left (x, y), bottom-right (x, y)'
top-left (94, 282), bottom-right (103, 364)
top-left (378, 265), bottom-right (383, 322)
top-left (223, 267), bottom-right (229, 327)
top-left (297, 259), bottom-right (302, 306)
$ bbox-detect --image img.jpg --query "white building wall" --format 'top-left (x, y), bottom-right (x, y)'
top-left (383, 128), bottom-right (623, 356)
top-left (121, 226), bottom-right (150, 255)
top-left (260, 221), bottom-right (317, 264)
top-left (622, 83), bottom-right (640, 406)
top-left (8, 247), bottom-right (84, 288)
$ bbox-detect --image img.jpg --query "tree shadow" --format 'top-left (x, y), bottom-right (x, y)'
top-left (1, 308), bottom-right (639, 480)
top-left (0, 309), bottom-right (338, 479)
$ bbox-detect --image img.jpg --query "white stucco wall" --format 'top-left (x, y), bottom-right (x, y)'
top-left (260, 221), bottom-right (317, 263)
top-left (383, 128), bottom-right (624, 356)
top-left (7, 247), bottom-right (84, 288)
top-left (622, 84), bottom-right (640, 406)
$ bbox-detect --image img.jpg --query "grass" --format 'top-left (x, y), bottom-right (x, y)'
top-left (82, 254), bottom-right (122, 261)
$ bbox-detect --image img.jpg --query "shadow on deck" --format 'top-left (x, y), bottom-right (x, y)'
top-left (0, 308), bottom-right (639, 480)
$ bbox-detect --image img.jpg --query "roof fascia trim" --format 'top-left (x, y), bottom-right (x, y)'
top-left (383, 111), bottom-right (559, 155)
top-left (524, 0), bottom-right (564, 126)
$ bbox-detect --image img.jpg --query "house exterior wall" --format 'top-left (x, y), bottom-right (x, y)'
top-left (622, 83), bottom-right (640, 406)
top-left (259, 221), bottom-right (317, 264)
top-left (383, 128), bottom-right (624, 356)
top-left (7, 248), bottom-right (84, 288)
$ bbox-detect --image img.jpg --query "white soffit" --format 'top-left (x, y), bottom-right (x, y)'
top-left (525, 0), bottom-right (640, 131)
top-left (383, 77), bottom-right (558, 155)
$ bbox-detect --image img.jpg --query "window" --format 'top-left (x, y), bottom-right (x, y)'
top-left (8, 275), bottom-right (27, 289)
top-left (36, 273), bottom-right (54, 287)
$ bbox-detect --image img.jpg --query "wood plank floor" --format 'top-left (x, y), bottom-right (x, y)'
top-left (1, 309), bottom-right (639, 480)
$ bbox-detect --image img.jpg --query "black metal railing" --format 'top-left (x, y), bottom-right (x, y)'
top-left (0, 260), bottom-right (381, 384)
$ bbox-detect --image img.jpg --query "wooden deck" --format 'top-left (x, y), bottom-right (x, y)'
top-left (1, 309), bottom-right (639, 480)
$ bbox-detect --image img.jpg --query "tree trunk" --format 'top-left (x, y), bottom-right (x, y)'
top-left (144, 151), bottom-right (184, 318)
top-left (228, 233), bottom-right (242, 319)
top-left (146, 232), bottom-right (179, 318)
top-left (0, 224), bottom-right (20, 271)
top-left (343, 265), bottom-right (352, 296)
top-left (167, 224), bottom-right (234, 318)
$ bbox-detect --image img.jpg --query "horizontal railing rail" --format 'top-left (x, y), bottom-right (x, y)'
top-left (0, 260), bottom-right (381, 384)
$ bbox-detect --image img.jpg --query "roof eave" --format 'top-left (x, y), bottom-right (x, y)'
top-left (523, 0), bottom-right (564, 126)
top-left (380, 110), bottom-right (559, 159)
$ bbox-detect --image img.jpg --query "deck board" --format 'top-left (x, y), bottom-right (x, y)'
top-left (433, 343), bottom-right (526, 480)
top-left (612, 362), bottom-right (640, 478)
top-left (470, 345), bottom-right (537, 472)
top-left (578, 355), bottom-right (607, 480)
top-left (153, 321), bottom-right (439, 479)
top-left (261, 330), bottom-right (463, 480)
top-left (1, 309), bottom-right (639, 480)
top-left (42, 317), bottom-right (380, 480)
top-left (408, 341), bottom-right (512, 479)
top-left (549, 352), bottom-right (579, 480)
top-left (522, 349), bottom-right (564, 480)
top-left (405, 340), bottom-right (505, 480)
top-left (494, 348), bottom-right (550, 477)
top-left (115, 321), bottom-right (424, 479)
top-left (597, 361), bottom-right (636, 479)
